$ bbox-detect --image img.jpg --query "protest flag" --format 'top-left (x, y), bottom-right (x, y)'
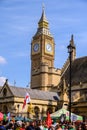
top-left (22, 92), bottom-right (31, 109)
top-left (46, 112), bottom-right (52, 128)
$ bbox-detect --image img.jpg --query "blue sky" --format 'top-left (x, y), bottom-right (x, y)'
top-left (0, 0), bottom-right (87, 87)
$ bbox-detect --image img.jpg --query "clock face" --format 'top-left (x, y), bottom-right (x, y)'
top-left (33, 43), bottom-right (39, 52)
top-left (46, 43), bottom-right (52, 52)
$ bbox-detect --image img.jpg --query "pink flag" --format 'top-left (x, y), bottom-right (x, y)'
top-left (0, 112), bottom-right (3, 121)
top-left (22, 93), bottom-right (31, 109)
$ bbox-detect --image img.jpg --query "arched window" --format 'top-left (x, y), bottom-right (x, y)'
top-left (34, 106), bottom-right (40, 119)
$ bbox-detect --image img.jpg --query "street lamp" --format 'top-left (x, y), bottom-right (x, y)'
top-left (67, 40), bottom-right (75, 122)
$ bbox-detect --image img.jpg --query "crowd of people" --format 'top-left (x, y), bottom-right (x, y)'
top-left (0, 118), bottom-right (87, 130)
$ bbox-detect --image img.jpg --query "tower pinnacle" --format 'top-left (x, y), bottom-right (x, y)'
top-left (38, 6), bottom-right (48, 29)
top-left (34, 7), bottom-right (52, 37)
top-left (70, 34), bottom-right (76, 60)
top-left (42, 3), bottom-right (45, 10)
top-left (70, 34), bottom-right (74, 46)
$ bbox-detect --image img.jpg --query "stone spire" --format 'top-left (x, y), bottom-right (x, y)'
top-left (38, 5), bottom-right (49, 29)
top-left (34, 6), bottom-right (52, 37)
top-left (70, 34), bottom-right (76, 61)
top-left (70, 35), bottom-right (75, 46)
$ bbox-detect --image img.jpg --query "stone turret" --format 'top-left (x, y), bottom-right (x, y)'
top-left (69, 34), bottom-right (76, 61)
top-left (61, 35), bottom-right (76, 77)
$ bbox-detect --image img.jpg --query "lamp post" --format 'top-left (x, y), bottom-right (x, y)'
top-left (67, 43), bottom-right (75, 122)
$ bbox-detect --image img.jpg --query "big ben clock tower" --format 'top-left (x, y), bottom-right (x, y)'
top-left (31, 7), bottom-right (61, 91)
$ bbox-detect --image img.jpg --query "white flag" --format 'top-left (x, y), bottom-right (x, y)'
top-left (22, 92), bottom-right (31, 109)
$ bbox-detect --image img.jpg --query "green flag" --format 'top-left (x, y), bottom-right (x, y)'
top-left (3, 114), bottom-right (7, 121)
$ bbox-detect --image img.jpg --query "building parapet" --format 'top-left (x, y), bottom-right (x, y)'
top-left (32, 62), bottom-right (61, 75)
top-left (48, 67), bottom-right (61, 75)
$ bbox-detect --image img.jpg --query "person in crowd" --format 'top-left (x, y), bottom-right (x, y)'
top-left (48, 125), bottom-right (55, 130)
top-left (85, 124), bottom-right (87, 130)
top-left (43, 125), bottom-right (48, 130)
top-left (35, 122), bottom-right (41, 130)
top-left (25, 122), bottom-right (30, 129)
top-left (0, 121), bottom-right (6, 130)
top-left (26, 121), bottom-right (35, 130)
top-left (6, 122), bottom-right (14, 130)
top-left (35, 120), bottom-right (44, 130)
top-left (20, 122), bottom-right (25, 130)
top-left (16, 121), bottom-right (22, 130)
top-left (55, 124), bottom-right (62, 130)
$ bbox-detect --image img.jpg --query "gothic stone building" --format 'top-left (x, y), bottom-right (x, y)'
top-left (0, 80), bottom-right (59, 119)
top-left (0, 8), bottom-right (87, 120)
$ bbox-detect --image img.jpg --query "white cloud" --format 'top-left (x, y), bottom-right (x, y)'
top-left (0, 77), bottom-right (6, 86)
top-left (0, 56), bottom-right (7, 64)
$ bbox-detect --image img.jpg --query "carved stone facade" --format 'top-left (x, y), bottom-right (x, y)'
top-left (31, 8), bottom-right (61, 91)
top-left (0, 81), bottom-right (59, 119)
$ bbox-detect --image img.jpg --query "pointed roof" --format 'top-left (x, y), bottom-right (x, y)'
top-left (62, 56), bottom-right (87, 86)
top-left (34, 6), bottom-right (52, 37)
top-left (4, 85), bottom-right (60, 101)
top-left (38, 6), bottom-right (48, 26)
top-left (67, 35), bottom-right (75, 52)
top-left (70, 34), bottom-right (75, 48)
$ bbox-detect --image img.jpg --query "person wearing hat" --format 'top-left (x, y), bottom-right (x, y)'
top-left (16, 121), bottom-right (22, 130)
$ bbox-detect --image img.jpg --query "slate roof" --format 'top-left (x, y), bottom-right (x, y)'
top-left (9, 86), bottom-right (59, 101)
top-left (62, 56), bottom-right (87, 86)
